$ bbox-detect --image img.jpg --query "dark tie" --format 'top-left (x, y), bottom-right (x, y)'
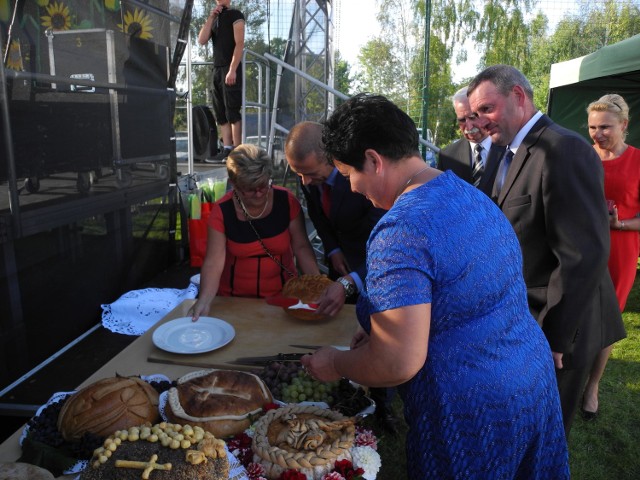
top-left (322, 183), bottom-right (331, 217)
top-left (472, 144), bottom-right (484, 187)
top-left (495, 147), bottom-right (514, 195)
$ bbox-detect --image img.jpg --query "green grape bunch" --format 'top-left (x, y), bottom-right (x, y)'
top-left (257, 362), bottom-right (370, 416)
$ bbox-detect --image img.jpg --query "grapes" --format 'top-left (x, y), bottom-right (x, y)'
top-left (25, 396), bottom-right (104, 458)
top-left (256, 362), bottom-right (371, 416)
top-left (147, 379), bottom-right (175, 394)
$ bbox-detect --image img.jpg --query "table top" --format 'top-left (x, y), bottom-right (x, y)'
top-left (0, 297), bottom-right (358, 465)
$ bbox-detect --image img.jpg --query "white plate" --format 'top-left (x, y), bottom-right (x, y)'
top-left (190, 274), bottom-right (201, 286)
top-left (152, 317), bottom-right (235, 354)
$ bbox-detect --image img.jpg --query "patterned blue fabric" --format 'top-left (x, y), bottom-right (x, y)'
top-left (357, 172), bottom-right (569, 479)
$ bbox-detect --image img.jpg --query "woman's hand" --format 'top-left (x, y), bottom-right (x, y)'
top-left (301, 347), bottom-right (342, 382)
top-left (609, 206), bottom-right (619, 229)
top-left (189, 297), bottom-right (213, 322)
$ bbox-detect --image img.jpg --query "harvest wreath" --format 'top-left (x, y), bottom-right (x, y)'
top-left (227, 403), bottom-right (381, 480)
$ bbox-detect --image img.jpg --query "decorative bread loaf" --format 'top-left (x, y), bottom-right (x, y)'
top-left (79, 422), bottom-right (229, 480)
top-left (281, 274), bottom-right (334, 320)
top-left (282, 274), bottom-right (334, 304)
top-left (251, 404), bottom-right (356, 480)
top-left (165, 369), bottom-right (273, 438)
top-left (57, 376), bottom-right (160, 442)
top-left (0, 462), bottom-right (55, 480)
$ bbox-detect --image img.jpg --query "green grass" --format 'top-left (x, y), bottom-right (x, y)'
top-left (362, 274), bottom-right (640, 479)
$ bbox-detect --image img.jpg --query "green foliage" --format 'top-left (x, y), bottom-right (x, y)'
top-left (527, 0), bottom-right (640, 111)
top-left (334, 50), bottom-right (353, 100)
top-left (355, 38), bottom-right (403, 99)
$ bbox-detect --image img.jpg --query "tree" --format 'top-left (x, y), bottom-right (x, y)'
top-left (527, 0), bottom-right (640, 111)
top-left (354, 37), bottom-right (403, 100)
top-left (333, 50), bottom-right (353, 100)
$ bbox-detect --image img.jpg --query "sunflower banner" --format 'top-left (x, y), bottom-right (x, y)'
top-left (2, 0), bottom-right (172, 80)
top-left (1, 0), bottom-right (188, 188)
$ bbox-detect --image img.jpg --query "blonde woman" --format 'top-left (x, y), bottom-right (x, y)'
top-left (582, 94), bottom-right (639, 419)
top-left (190, 144), bottom-right (320, 320)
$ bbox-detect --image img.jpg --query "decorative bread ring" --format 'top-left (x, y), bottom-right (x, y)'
top-left (251, 404), bottom-right (355, 480)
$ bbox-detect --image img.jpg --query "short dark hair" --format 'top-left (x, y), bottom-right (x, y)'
top-left (468, 64), bottom-right (534, 101)
top-left (322, 93), bottom-right (420, 170)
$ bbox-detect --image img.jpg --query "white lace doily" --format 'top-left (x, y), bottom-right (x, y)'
top-left (101, 285), bottom-right (199, 336)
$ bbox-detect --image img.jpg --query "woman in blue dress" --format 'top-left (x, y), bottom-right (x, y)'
top-left (301, 93), bottom-right (569, 478)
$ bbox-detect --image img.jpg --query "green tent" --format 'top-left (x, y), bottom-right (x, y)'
top-left (547, 34), bottom-right (640, 146)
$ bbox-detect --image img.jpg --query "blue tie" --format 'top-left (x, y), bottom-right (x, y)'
top-left (496, 147), bottom-right (514, 195)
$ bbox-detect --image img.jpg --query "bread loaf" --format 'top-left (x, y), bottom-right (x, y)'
top-left (282, 274), bottom-right (334, 304)
top-left (0, 462), bottom-right (55, 480)
top-left (166, 369), bottom-right (273, 438)
top-left (281, 274), bottom-right (334, 320)
top-left (57, 376), bottom-right (160, 441)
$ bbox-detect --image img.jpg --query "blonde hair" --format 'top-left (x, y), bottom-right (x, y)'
top-left (226, 144), bottom-right (273, 189)
top-left (587, 94), bottom-right (630, 124)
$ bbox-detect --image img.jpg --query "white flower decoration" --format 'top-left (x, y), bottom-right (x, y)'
top-left (350, 445), bottom-right (381, 480)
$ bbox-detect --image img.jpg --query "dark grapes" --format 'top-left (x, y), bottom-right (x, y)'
top-left (26, 398), bottom-right (68, 448)
top-left (256, 362), bottom-right (372, 416)
top-left (26, 396), bottom-right (106, 458)
top-left (147, 379), bottom-right (175, 394)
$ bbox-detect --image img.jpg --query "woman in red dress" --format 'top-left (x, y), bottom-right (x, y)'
top-left (582, 94), bottom-right (639, 419)
top-left (190, 144), bottom-right (320, 320)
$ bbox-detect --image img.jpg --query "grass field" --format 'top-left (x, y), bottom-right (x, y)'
top-left (362, 273), bottom-right (640, 479)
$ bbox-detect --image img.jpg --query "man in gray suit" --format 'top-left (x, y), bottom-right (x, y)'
top-left (467, 65), bottom-right (626, 437)
top-left (438, 86), bottom-right (504, 195)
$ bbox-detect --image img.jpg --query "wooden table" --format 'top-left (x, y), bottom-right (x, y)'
top-left (0, 297), bottom-right (358, 464)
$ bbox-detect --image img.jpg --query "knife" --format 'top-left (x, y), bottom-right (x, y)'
top-left (290, 344), bottom-right (351, 351)
top-left (229, 353), bottom-right (308, 365)
top-left (265, 296), bottom-right (319, 310)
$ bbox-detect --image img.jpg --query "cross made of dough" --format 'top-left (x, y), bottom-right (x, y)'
top-left (193, 381), bottom-right (252, 401)
top-left (115, 454), bottom-right (172, 479)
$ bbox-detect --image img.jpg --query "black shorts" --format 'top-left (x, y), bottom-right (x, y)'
top-left (211, 65), bottom-right (242, 125)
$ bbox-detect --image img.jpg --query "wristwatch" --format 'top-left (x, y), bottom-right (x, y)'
top-left (336, 277), bottom-right (357, 298)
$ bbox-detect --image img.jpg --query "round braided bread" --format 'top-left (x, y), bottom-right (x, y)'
top-left (251, 404), bottom-right (355, 479)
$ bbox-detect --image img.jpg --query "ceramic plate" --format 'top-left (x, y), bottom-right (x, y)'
top-left (190, 274), bottom-right (201, 286)
top-left (152, 317), bottom-right (235, 354)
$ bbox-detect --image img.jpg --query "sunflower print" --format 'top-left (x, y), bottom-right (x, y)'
top-left (118, 8), bottom-right (154, 39)
top-left (5, 40), bottom-right (24, 71)
top-left (41, 1), bottom-right (72, 31)
top-left (36, 0), bottom-right (50, 7)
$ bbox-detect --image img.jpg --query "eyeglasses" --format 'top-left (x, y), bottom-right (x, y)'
top-left (236, 178), bottom-right (272, 195)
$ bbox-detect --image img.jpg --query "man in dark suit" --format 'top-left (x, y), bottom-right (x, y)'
top-left (285, 121), bottom-right (386, 315)
top-left (467, 65), bottom-right (626, 437)
top-left (438, 86), bottom-right (505, 195)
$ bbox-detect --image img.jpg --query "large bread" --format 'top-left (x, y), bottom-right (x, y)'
top-left (79, 423), bottom-right (229, 480)
top-left (0, 462), bottom-right (55, 480)
top-left (166, 369), bottom-right (273, 438)
top-left (57, 376), bottom-right (160, 441)
top-left (281, 274), bottom-right (334, 320)
top-left (282, 274), bottom-right (334, 304)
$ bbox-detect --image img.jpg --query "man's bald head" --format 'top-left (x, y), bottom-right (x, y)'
top-left (285, 121), bottom-right (334, 186)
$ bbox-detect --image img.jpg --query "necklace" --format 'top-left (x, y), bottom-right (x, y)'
top-left (395, 166), bottom-right (430, 202)
top-left (234, 190), bottom-right (270, 219)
